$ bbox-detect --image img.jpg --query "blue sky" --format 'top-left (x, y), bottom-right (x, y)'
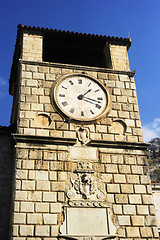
top-left (0, 0), bottom-right (160, 142)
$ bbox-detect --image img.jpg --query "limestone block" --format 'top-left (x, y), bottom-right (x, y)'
top-left (137, 205), bottom-right (149, 215)
top-left (122, 104), bottom-right (133, 112)
top-left (107, 194), bottom-right (115, 203)
top-left (131, 216), bottom-right (144, 226)
top-left (13, 213), bottom-right (26, 224)
top-left (58, 192), bottom-right (65, 202)
top-left (114, 174), bottom-right (126, 183)
top-left (51, 225), bottom-right (59, 236)
top-left (97, 73), bottom-right (107, 79)
top-left (43, 214), bottom-right (57, 224)
top-left (127, 174), bottom-right (139, 184)
top-left (35, 171), bottom-right (48, 180)
top-left (31, 87), bottom-right (44, 95)
top-left (35, 203), bottom-right (49, 213)
top-left (134, 185), bottom-right (146, 194)
top-left (101, 155), bottom-right (111, 163)
top-left (58, 172), bottom-right (68, 181)
top-left (126, 227), bottom-right (140, 237)
top-left (20, 202), bottom-right (34, 212)
top-left (46, 73), bottom-right (56, 81)
top-left (29, 150), bottom-right (42, 160)
top-left (19, 225), bottom-right (34, 236)
top-left (33, 72), bottom-right (44, 80)
top-left (96, 125), bottom-right (107, 133)
top-left (108, 73), bottom-right (118, 81)
top-left (124, 156), bottom-right (136, 165)
top-left (35, 226), bottom-right (50, 237)
top-left (25, 111), bottom-right (36, 119)
top-left (27, 213), bottom-right (43, 224)
top-left (26, 65), bottom-right (37, 72)
top-left (31, 103), bottom-right (43, 111)
top-left (38, 66), bottom-right (49, 73)
top-left (20, 86), bottom-right (30, 95)
top-left (129, 194), bottom-right (142, 204)
top-left (50, 67), bottom-right (62, 74)
top-left (142, 195), bottom-right (153, 204)
top-left (101, 173), bottom-right (113, 183)
top-left (105, 164), bottom-right (118, 173)
top-left (112, 155), bottom-right (123, 164)
top-left (49, 172), bottom-right (57, 181)
top-left (118, 216), bottom-right (131, 226)
top-left (121, 184), bottom-right (133, 193)
top-left (113, 204), bottom-right (122, 214)
top-left (50, 162), bottom-right (64, 171)
top-left (145, 216), bottom-right (157, 226)
top-left (20, 102), bottom-right (30, 111)
top-left (36, 180), bottom-right (50, 191)
top-left (22, 180), bottom-right (35, 190)
top-left (22, 160), bottom-right (34, 169)
top-left (23, 128), bottom-right (35, 135)
top-left (140, 227), bottom-right (153, 237)
top-left (27, 191), bottom-right (42, 202)
top-left (107, 184), bottom-right (120, 193)
top-left (16, 170), bottom-right (28, 179)
top-left (123, 205), bottom-right (136, 215)
top-left (119, 75), bottom-right (130, 82)
top-left (26, 79), bottom-right (38, 87)
top-left (26, 95), bottom-right (38, 103)
top-left (119, 165), bottom-right (131, 174)
top-left (51, 182), bottom-right (65, 191)
top-left (113, 88), bottom-right (121, 95)
top-left (43, 192), bottom-right (57, 202)
top-left (116, 82), bottom-right (125, 89)
top-left (115, 194), bottom-right (128, 204)
top-left (131, 165), bottom-right (143, 175)
top-left (118, 111), bottom-right (129, 119)
top-left (15, 191), bottom-right (27, 201)
top-left (21, 71), bottom-right (32, 79)
top-left (50, 203), bottom-right (62, 213)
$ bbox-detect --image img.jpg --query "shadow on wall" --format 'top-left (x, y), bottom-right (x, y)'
top-left (0, 127), bottom-right (14, 239)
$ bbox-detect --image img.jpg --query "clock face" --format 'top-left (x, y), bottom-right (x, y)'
top-left (51, 74), bottom-right (110, 123)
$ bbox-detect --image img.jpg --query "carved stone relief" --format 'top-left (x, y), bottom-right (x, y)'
top-left (67, 162), bottom-right (105, 201)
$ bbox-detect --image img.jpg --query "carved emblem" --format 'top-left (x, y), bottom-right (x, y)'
top-left (76, 127), bottom-right (90, 145)
top-left (67, 162), bottom-right (105, 201)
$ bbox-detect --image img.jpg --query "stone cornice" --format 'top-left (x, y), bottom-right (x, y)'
top-left (90, 139), bottom-right (149, 150)
top-left (19, 59), bottom-right (136, 77)
top-left (12, 134), bottom-right (77, 146)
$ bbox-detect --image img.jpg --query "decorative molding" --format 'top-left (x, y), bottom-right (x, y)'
top-left (12, 134), bottom-right (76, 145)
top-left (19, 59), bottom-right (136, 77)
top-left (90, 140), bottom-right (149, 150)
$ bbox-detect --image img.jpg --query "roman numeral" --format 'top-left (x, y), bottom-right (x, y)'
top-left (62, 101), bottom-right (68, 106)
top-left (81, 111), bottom-right (84, 116)
top-left (95, 89), bottom-right (99, 93)
top-left (95, 104), bottom-right (101, 109)
top-left (97, 97), bottom-right (103, 100)
top-left (69, 108), bottom-right (75, 113)
top-left (88, 82), bottom-right (91, 87)
top-left (90, 110), bottom-right (94, 114)
top-left (62, 86), bottom-right (67, 90)
top-left (59, 94), bottom-right (65, 97)
top-left (78, 79), bottom-right (82, 84)
top-left (69, 80), bottom-right (74, 85)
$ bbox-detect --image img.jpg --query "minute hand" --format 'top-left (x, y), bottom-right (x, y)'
top-left (83, 96), bottom-right (101, 103)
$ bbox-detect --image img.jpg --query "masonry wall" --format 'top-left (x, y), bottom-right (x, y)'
top-left (10, 30), bottom-right (159, 240)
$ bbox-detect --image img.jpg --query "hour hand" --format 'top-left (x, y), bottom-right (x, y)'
top-left (77, 89), bottom-right (92, 100)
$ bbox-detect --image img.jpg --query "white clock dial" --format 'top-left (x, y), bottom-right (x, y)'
top-left (51, 74), bottom-right (110, 122)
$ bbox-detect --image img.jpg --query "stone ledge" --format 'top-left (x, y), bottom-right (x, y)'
top-left (19, 59), bottom-right (135, 77)
top-left (12, 133), bottom-right (76, 145)
top-left (90, 140), bottom-right (149, 150)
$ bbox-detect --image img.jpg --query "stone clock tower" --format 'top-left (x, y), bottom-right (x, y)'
top-left (9, 25), bottom-right (159, 239)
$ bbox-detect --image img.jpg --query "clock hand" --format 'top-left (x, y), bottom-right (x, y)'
top-left (83, 96), bottom-right (101, 103)
top-left (77, 89), bottom-right (92, 100)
